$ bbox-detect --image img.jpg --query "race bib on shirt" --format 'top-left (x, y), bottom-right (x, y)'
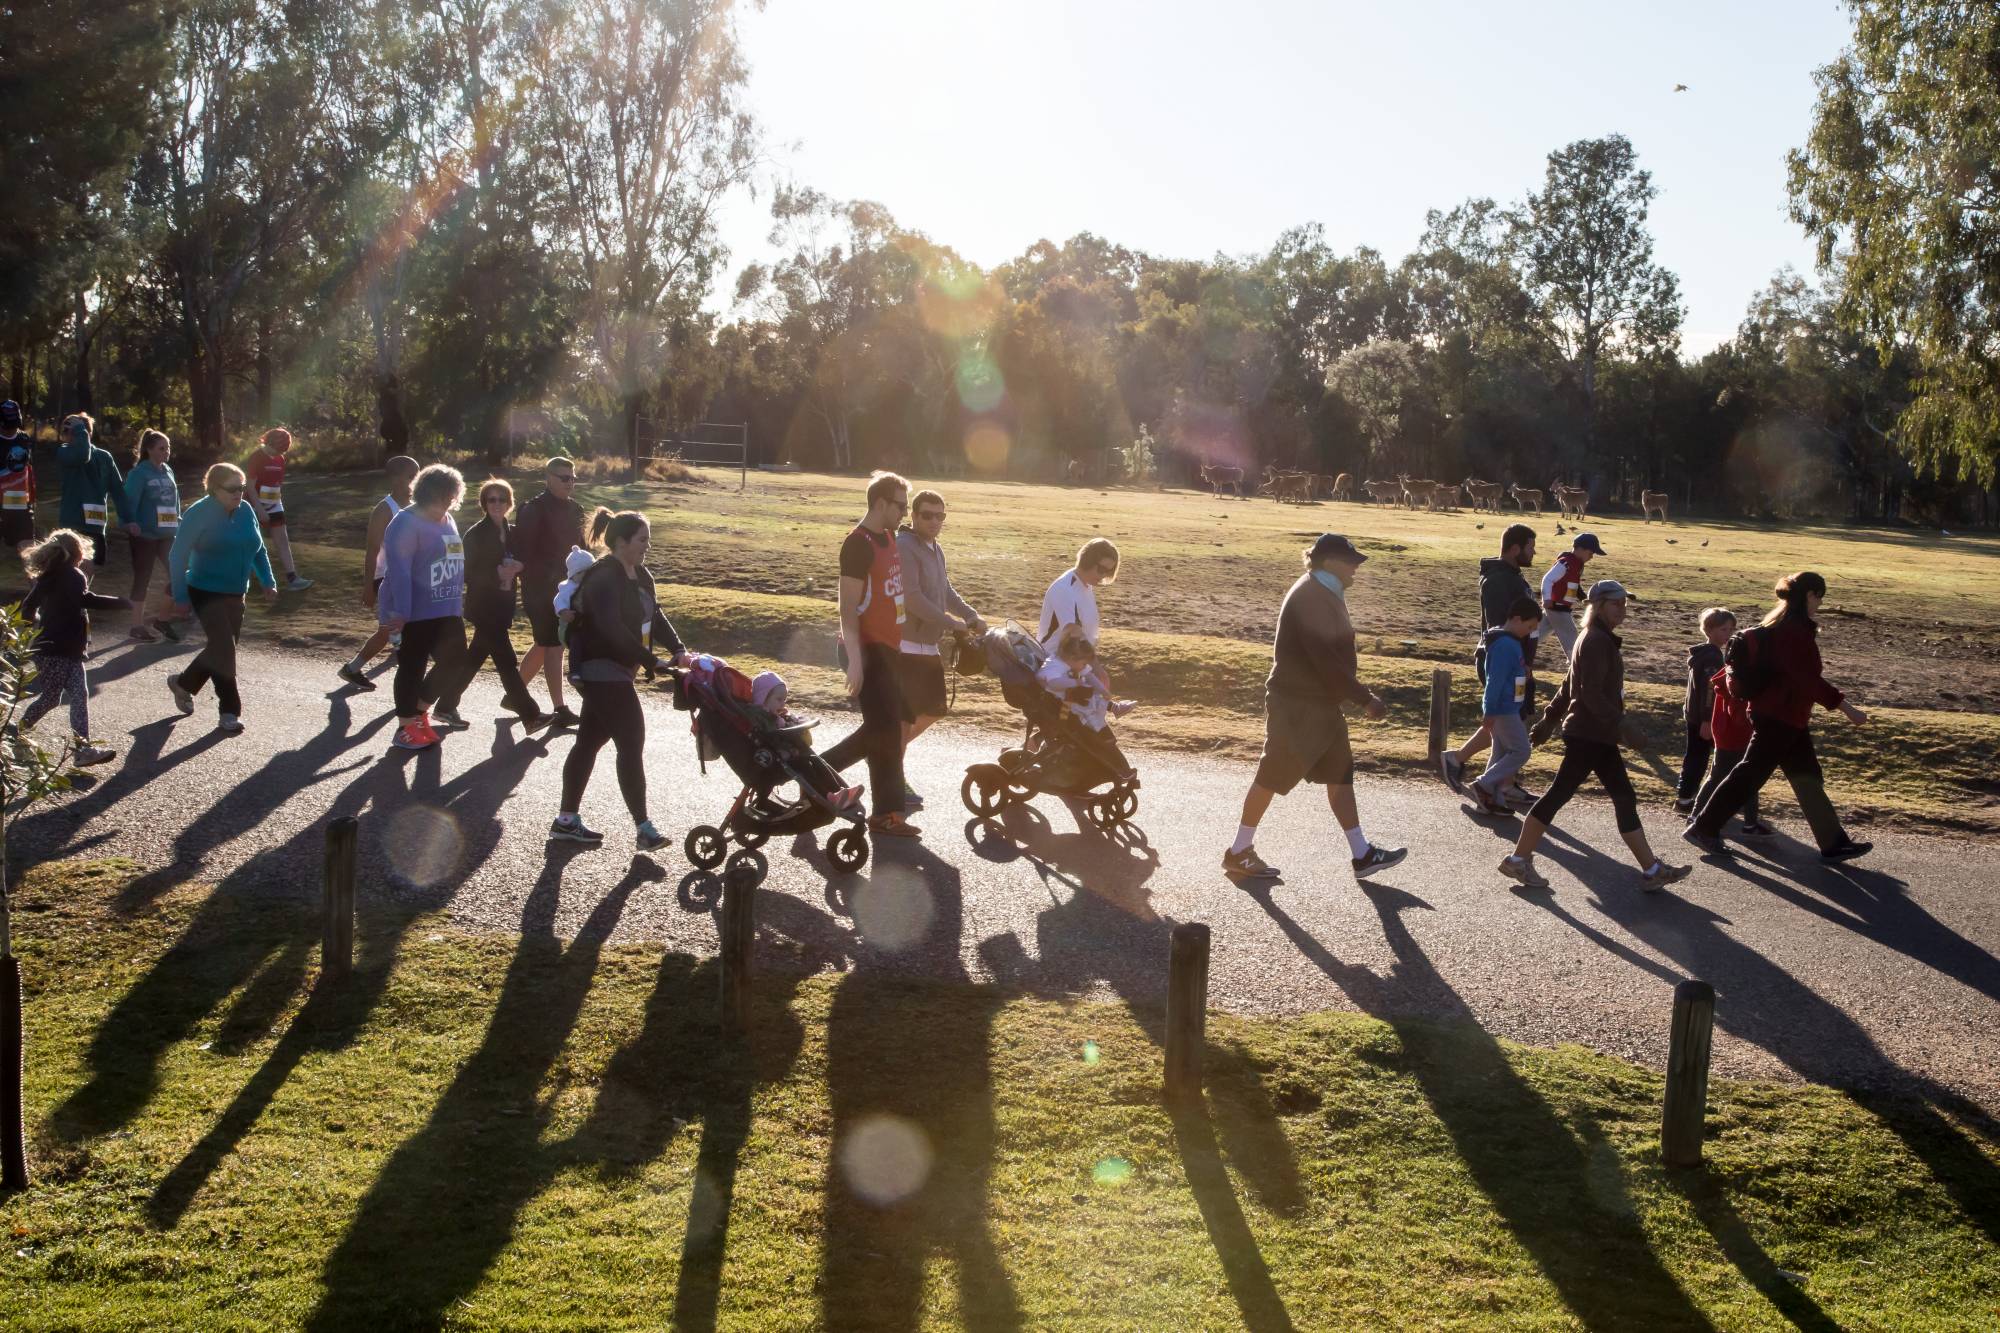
top-left (2, 491), bottom-right (26, 511)
top-left (1513, 675), bottom-right (1527, 705)
top-left (156, 505), bottom-right (180, 530)
top-left (258, 484), bottom-right (282, 506)
top-left (885, 567), bottom-right (906, 625)
top-left (82, 502), bottom-right (107, 528)
top-left (430, 535), bottom-right (464, 591)
top-left (640, 619), bottom-right (652, 651)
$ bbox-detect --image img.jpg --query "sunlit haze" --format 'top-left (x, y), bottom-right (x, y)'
top-left (719, 0), bottom-right (1857, 356)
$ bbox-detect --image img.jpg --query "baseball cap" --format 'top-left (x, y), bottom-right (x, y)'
top-left (1587, 579), bottom-right (1629, 601)
top-left (1573, 532), bottom-right (1605, 555)
top-left (1308, 533), bottom-right (1367, 565)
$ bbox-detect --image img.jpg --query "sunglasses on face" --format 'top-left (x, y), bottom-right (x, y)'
top-left (917, 510), bottom-right (946, 523)
top-left (220, 484), bottom-right (245, 494)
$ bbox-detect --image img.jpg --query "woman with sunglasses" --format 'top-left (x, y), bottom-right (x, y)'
top-left (165, 463), bottom-right (278, 734)
top-left (430, 478), bottom-right (547, 730)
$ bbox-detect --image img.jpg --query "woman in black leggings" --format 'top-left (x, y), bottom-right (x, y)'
top-left (1498, 580), bottom-right (1692, 891)
top-left (166, 463), bottom-right (278, 734)
top-left (432, 478), bottom-right (546, 729)
top-left (550, 508), bottom-right (688, 851)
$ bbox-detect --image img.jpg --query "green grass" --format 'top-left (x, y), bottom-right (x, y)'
top-left (98, 465), bottom-right (2000, 833)
top-left (4, 859), bottom-right (1997, 1329)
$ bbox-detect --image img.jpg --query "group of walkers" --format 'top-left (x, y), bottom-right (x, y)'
top-left (2, 416), bottom-right (1880, 885)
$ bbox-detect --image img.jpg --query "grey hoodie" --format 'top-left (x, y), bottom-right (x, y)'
top-left (895, 526), bottom-right (979, 648)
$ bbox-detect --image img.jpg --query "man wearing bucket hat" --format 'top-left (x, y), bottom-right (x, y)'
top-left (1222, 533), bottom-right (1407, 882)
top-left (1500, 578), bottom-right (1692, 891)
top-left (1538, 530), bottom-right (1605, 659)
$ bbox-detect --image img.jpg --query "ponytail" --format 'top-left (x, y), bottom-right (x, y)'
top-left (1762, 570), bottom-right (1827, 627)
top-left (589, 506), bottom-right (647, 552)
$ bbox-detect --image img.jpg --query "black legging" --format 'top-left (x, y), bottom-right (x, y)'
top-left (178, 587), bottom-right (244, 715)
top-left (1676, 723), bottom-right (1713, 801)
top-left (395, 615), bottom-right (467, 719)
top-left (434, 598), bottom-right (535, 715)
top-left (1527, 736), bottom-right (1642, 833)
top-left (1692, 717), bottom-right (1846, 851)
top-left (822, 643), bottom-right (906, 817)
top-left (561, 678), bottom-right (647, 822)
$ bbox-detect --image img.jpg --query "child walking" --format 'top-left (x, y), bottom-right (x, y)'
top-left (1675, 607), bottom-right (1733, 812)
top-left (17, 529), bottom-right (130, 765)
top-left (1466, 597), bottom-right (1542, 815)
top-left (1691, 655), bottom-right (1772, 837)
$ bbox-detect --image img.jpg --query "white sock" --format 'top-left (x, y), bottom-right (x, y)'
top-left (1345, 826), bottom-right (1370, 858)
top-left (1229, 824), bottom-right (1257, 854)
top-left (557, 811), bottom-right (578, 824)
top-left (1645, 859), bottom-right (1662, 875)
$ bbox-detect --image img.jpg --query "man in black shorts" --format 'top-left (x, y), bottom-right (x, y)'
top-left (823, 471), bottom-right (920, 838)
top-left (514, 457), bottom-right (587, 727)
top-left (1222, 533), bottom-right (1407, 882)
top-left (894, 487), bottom-right (983, 808)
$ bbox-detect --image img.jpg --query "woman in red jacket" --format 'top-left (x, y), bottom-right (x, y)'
top-left (1685, 571), bottom-right (1871, 860)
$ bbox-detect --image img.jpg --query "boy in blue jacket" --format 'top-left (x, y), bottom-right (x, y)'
top-left (56, 413), bottom-right (135, 566)
top-left (1469, 596), bottom-right (1543, 815)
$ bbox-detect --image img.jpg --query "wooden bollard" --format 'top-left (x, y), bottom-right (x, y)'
top-left (719, 869), bottom-right (755, 1035)
top-left (1164, 922), bottom-right (1211, 1099)
top-left (321, 817), bottom-right (358, 985)
top-left (1, 953), bottom-right (25, 1191)
top-left (1427, 668), bottom-right (1452, 761)
top-left (1662, 979), bottom-right (1716, 1167)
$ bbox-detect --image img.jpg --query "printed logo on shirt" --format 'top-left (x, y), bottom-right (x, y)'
top-left (886, 567), bottom-right (906, 624)
top-left (430, 535), bottom-right (464, 593)
top-left (82, 502), bottom-right (107, 528)
top-left (1, 491), bottom-right (25, 511)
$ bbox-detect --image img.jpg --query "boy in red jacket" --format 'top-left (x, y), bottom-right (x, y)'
top-left (1689, 664), bottom-right (1771, 836)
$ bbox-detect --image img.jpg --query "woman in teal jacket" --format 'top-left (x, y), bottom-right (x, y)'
top-left (57, 413), bottom-right (136, 567)
top-left (166, 462), bottom-right (276, 734)
top-left (122, 428), bottom-right (183, 641)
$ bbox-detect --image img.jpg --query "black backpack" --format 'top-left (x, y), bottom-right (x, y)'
top-left (1724, 625), bottom-right (1776, 702)
top-left (1472, 625), bottom-right (1509, 686)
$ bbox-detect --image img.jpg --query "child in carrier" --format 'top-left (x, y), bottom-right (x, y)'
top-left (1037, 626), bottom-right (1138, 784)
top-left (16, 528), bottom-right (130, 766)
top-left (551, 545), bottom-right (595, 624)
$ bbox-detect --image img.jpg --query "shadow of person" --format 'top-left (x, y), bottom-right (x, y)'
top-left (1170, 1092), bottom-right (1297, 1333)
top-left (1244, 881), bottom-right (1719, 1331)
top-left (304, 849), bottom-right (658, 1330)
top-left (820, 837), bottom-right (1021, 1332)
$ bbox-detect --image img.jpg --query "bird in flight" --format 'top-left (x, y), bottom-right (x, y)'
top-left (1674, 83), bottom-right (1689, 92)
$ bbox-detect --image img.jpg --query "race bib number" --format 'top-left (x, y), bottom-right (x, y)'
top-left (429, 536), bottom-right (464, 591)
top-left (156, 505), bottom-right (180, 530)
top-left (258, 485), bottom-right (282, 506)
top-left (2, 491), bottom-right (26, 511)
top-left (82, 502), bottom-right (107, 528)
top-left (640, 620), bottom-right (652, 651)
top-left (884, 569), bottom-right (906, 625)
top-left (1513, 675), bottom-right (1527, 704)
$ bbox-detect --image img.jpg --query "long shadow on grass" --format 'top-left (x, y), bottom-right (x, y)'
top-left (820, 837), bottom-right (1021, 1331)
top-left (1246, 880), bottom-right (1718, 1331)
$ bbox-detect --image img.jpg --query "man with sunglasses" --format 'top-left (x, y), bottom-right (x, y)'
top-left (823, 470), bottom-right (921, 838)
top-left (895, 488), bottom-right (984, 808)
top-left (514, 456), bottom-right (588, 727)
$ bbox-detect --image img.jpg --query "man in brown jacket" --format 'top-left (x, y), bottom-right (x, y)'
top-left (1223, 533), bottom-right (1407, 882)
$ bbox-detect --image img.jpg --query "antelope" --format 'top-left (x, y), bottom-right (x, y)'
top-left (1398, 474), bottom-right (1444, 511)
top-left (1199, 462), bottom-right (1245, 498)
top-left (1066, 459), bottom-right (1087, 484)
top-left (1362, 478), bottom-right (1403, 504)
top-left (1509, 483), bottom-right (1543, 514)
top-left (1261, 466), bottom-right (1312, 503)
top-left (1331, 472), bottom-right (1354, 502)
top-left (1550, 479), bottom-right (1590, 518)
top-left (1461, 477), bottom-right (1505, 513)
top-left (1640, 489), bottom-right (1669, 523)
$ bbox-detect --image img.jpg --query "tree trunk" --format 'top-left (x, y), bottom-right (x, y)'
top-left (376, 373), bottom-right (409, 467)
top-left (7, 351), bottom-right (22, 406)
top-left (623, 389), bottom-right (643, 481)
top-left (189, 341), bottom-right (227, 458)
top-left (71, 290), bottom-right (93, 415)
top-left (255, 310), bottom-right (274, 426)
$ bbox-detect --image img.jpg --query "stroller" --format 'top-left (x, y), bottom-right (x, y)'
top-left (958, 623), bottom-right (1141, 831)
top-left (675, 656), bottom-right (871, 884)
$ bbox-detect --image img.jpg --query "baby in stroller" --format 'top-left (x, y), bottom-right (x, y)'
top-left (1037, 626), bottom-right (1138, 785)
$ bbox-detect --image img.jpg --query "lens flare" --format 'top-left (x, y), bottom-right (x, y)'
top-left (964, 423), bottom-right (1010, 474)
top-left (1092, 1157), bottom-right (1132, 1186)
top-left (955, 349), bottom-right (1005, 414)
top-left (850, 864), bottom-right (935, 952)
top-left (386, 805), bottom-right (462, 888)
top-left (840, 1114), bottom-right (933, 1205)
top-left (1081, 1040), bottom-right (1100, 1066)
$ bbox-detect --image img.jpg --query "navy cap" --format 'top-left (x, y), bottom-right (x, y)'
top-left (1309, 533), bottom-right (1367, 565)
top-left (1573, 531), bottom-right (1605, 555)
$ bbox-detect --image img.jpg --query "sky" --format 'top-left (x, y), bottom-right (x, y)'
top-left (713, 0), bottom-right (1859, 357)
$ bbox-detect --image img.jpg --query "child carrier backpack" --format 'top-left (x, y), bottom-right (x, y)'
top-left (1723, 626), bottom-right (1775, 702)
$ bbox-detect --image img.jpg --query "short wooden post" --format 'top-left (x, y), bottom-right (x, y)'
top-left (1, 954), bottom-right (25, 1191)
top-left (321, 817), bottom-right (358, 985)
top-left (1427, 668), bottom-right (1452, 761)
top-left (719, 870), bottom-right (755, 1035)
top-left (1662, 979), bottom-right (1716, 1167)
top-left (1164, 923), bottom-right (1211, 1100)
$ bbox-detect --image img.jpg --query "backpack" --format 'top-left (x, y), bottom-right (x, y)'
top-left (1472, 626), bottom-right (1509, 686)
top-left (1723, 626), bottom-right (1776, 703)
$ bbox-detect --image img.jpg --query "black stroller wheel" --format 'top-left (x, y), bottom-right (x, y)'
top-left (725, 846), bottom-right (769, 885)
top-left (684, 825), bottom-right (726, 871)
top-left (1111, 787), bottom-right (1139, 821)
top-left (734, 825), bottom-right (770, 850)
top-left (827, 826), bottom-right (869, 872)
top-left (1002, 781), bottom-right (1032, 806)
top-left (961, 772), bottom-right (1002, 817)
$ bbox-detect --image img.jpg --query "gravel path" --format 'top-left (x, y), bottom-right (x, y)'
top-left (19, 638), bottom-right (2000, 1115)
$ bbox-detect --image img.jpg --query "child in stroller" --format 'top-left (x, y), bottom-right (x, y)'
top-left (677, 655), bottom-right (871, 882)
top-left (959, 622), bottom-right (1142, 830)
top-left (1037, 626), bottom-right (1139, 784)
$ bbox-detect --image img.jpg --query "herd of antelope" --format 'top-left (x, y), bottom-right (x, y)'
top-left (1196, 464), bottom-right (1674, 521)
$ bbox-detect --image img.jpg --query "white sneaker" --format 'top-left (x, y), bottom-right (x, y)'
top-left (167, 673), bottom-right (195, 716)
top-left (73, 744), bottom-right (116, 767)
top-left (1498, 854), bottom-right (1549, 889)
top-left (218, 713), bottom-right (245, 735)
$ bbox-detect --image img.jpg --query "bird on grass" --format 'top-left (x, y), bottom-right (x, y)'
top-left (1675, 83), bottom-right (1689, 92)
top-left (1475, 522), bottom-right (1485, 529)
top-left (1700, 538), bottom-right (1709, 547)
top-left (1666, 537), bottom-right (1678, 544)
top-left (1555, 522), bottom-right (1567, 535)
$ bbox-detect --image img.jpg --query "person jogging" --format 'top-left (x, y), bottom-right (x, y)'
top-left (1221, 534), bottom-right (1407, 882)
top-left (55, 413), bottom-right (133, 568)
top-left (430, 478), bottom-right (547, 730)
top-left (17, 529), bottom-right (129, 766)
top-left (1, 400), bottom-right (38, 552)
top-left (1038, 538), bottom-right (1119, 655)
top-left (337, 455), bottom-right (419, 689)
top-left (823, 471), bottom-right (920, 839)
top-left (166, 463), bottom-right (278, 734)
top-left (1440, 522), bottom-right (1540, 805)
top-left (121, 429), bottom-right (183, 642)
top-left (895, 487), bottom-right (983, 809)
top-left (244, 427), bottom-right (311, 592)
top-left (551, 509), bottom-right (688, 850)
top-left (1536, 531), bottom-right (1604, 658)
top-left (514, 456), bottom-right (588, 728)
top-left (377, 463), bottom-right (467, 751)
top-left (1685, 571), bottom-right (1873, 862)
top-left (1497, 580), bottom-right (1692, 891)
